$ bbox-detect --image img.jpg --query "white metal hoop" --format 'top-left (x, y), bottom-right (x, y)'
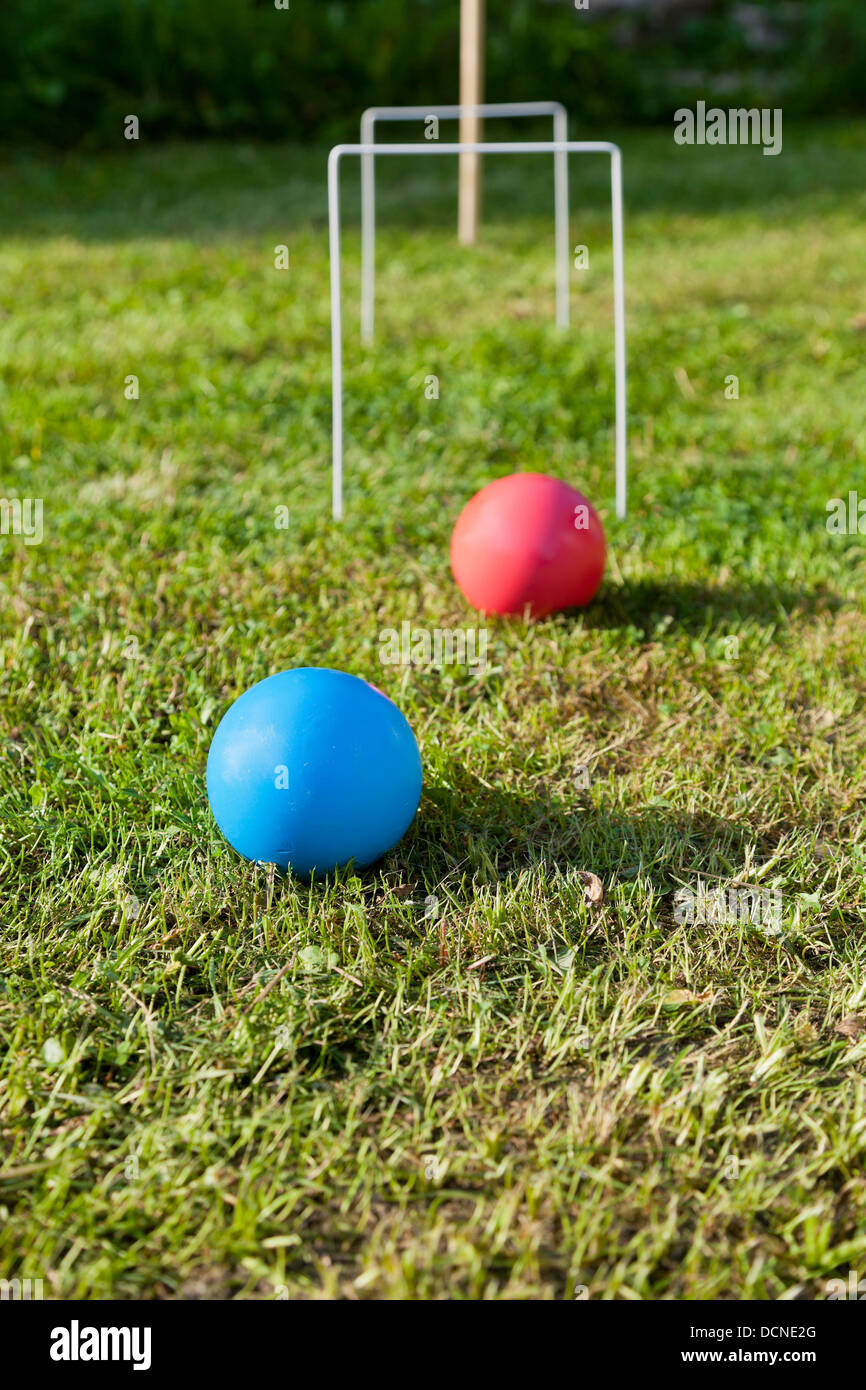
top-left (360, 102), bottom-right (570, 341)
top-left (329, 141), bottom-right (627, 522)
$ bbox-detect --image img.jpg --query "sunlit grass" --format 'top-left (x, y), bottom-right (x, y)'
top-left (1, 124), bottom-right (865, 1299)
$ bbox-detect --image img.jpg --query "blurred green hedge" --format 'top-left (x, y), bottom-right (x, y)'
top-left (0, 0), bottom-right (863, 147)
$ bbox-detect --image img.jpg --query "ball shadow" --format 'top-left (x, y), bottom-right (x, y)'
top-left (576, 575), bottom-right (844, 638)
top-left (416, 768), bottom-right (754, 894)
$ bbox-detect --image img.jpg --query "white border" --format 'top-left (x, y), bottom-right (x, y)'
top-left (329, 141), bottom-right (627, 522)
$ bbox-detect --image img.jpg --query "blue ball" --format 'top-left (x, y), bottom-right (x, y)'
top-left (206, 667), bottom-right (422, 877)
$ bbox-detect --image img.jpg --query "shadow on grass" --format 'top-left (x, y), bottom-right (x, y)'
top-left (417, 772), bottom-right (753, 892)
top-left (1, 123), bottom-right (864, 244)
top-left (582, 575), bottom-right (845, 636)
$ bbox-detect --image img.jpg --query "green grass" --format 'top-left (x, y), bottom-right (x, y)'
top-left (1, 122), bottom-right (866, 1301)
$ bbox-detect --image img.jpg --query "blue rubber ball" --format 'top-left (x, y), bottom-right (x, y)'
top-left (206, 668), bottom-right (423, 877)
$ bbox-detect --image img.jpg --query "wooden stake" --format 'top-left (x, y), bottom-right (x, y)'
top-left (458, 0), bottom-right (485, 245)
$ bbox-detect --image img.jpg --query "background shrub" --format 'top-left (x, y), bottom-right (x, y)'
top-left (0, 0), bottom-right (863, 148)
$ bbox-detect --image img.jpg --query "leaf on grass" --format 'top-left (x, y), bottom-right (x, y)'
top-left (467, 954), bottom-right (496, 972)
top-left (674, 365), bottom-right (697, 399)
top-left (751, 1047), bottom-right (788, 1082)
top-left (42, 1038), bottom-right (64, 1065)
top-left (577, 871), bottom-right (604, 907)
top-left (663, 989), bottom-right (698, 1008)
top-left (199, 697), bottom-right (217, 726)
top-left (793, 1015), bottom-right (819, 1044)
top-left (663, 988), bottom-right (713, 1009)
top-left (377, 884), bottom-right (414, 905)
top-left (834, 1014), bottom-right (866, 1040)
top-left (298, 945), bottom-right (338, 975)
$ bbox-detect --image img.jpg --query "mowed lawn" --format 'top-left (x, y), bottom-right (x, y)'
top-left (1, 123), bottom-right (865, 1300)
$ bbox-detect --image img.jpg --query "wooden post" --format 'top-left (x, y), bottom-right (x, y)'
top-left (458, 0), bottom-right (485, 245)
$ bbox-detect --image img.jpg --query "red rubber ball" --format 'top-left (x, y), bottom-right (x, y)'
top-left (450, 472), bottom-right (606, 618)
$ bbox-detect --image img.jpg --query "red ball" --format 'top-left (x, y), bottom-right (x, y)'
top-left (450, 472), bottom-right (606, 618)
